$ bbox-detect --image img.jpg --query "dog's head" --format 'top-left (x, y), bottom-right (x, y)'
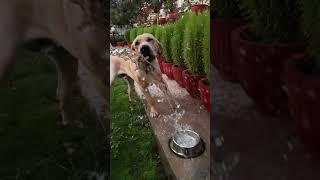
top-left (131, 33), bottom-right (163, 62)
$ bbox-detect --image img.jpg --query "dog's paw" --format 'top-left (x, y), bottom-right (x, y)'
top-left (150, 111), bottom-right (159, 118)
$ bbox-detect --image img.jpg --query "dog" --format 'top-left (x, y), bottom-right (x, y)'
top-left (0, 0), bottom-right (108, 132)
top-left (110, 33), bottom-right (176, 118)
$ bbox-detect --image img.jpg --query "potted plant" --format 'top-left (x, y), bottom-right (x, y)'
top-left (199, 11), bottom-right (210, 112)
top-left (232, 0), bottom-right (305, 114)
top-left (171, 12), bottom-right (189, 87)
top-left (183, 12), bottom-right (206, 98)
top-left (284, 0), bottom-right (320, 156)
top-left (163, 0), bottom-right (178, 22)
top-left (124, 29), bottom-right (131, 46)
top-left (212, 0), bottom-right (247, 82)
top-left (161, 24), bottom-right (175, 79)
top-left (155, 26), bottom-right (165, 73)
top-left (116, 35), bottom-right (126, 47)
top-left (190, 0), bottom-right (209, 13)
top-left (129, 27), bottom-right (138, 47)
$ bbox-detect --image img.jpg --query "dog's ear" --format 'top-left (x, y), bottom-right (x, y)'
top-left (154, 39), bottom-right (163, 57)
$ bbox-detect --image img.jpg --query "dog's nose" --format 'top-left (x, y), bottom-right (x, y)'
top-left (140, 45), bottom-right (151, 56)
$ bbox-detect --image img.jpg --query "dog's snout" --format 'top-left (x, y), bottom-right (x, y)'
top-left (140, 45), bottom-right (151, 56)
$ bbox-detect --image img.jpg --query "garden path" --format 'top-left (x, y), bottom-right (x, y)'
top-left (212, 66), bottom-right (320, 180)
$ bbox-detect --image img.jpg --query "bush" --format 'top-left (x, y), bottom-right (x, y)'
top-left (212, 0), bottom-right (247, 19)
top-left (183, 12), bottom-right (206, 75)
top-left (301, 0), bottom-right (320, 73)
top-left (161, 24), bottom-right (175, 62)
top-left (243, 0), bottom-right (303, 43)
top-left (202, 11), bottom-right (210, 78)
top-left (124, 29), bottom-right (131, 42)
top-left (302, 0), bottom-right (320, 57)
top-left (137, 26), bottom-right (145, 36)
top-left (155, 26), bottom-right (163, 42)
top-left (144, 26), bottom-right (157, 36)
top-left (130, 28), bottom-right (137, 42)
top-left (171, 13), bottom-right (190, 67)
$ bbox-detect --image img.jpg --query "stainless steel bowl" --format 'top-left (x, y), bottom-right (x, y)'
top-left (169, 129), bottom-right (205, 158)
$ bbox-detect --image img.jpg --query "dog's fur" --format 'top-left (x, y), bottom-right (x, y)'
top-left (110, 33), bottom-right (175, 117)
top-left (0, 0), bottom-right (108, 132)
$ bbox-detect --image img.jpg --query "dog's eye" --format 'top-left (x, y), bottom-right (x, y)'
top-left (135, 41), bottom-right (140, 46)
top-left (147, 38), bottom-right (153, 42)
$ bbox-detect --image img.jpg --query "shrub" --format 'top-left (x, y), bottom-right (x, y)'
top-left (171, 13), bottom-right (190, 67)
top-left (155, 26), bottom-right (163, 42)
top-left (301, 0), bottom-right (320, 73)
top-left (137, 26), bottom-right (145, 36)
top-left (161, 24), bottom-right (175, 62)
top-left (183, 12), bottom-right (205, 75)
top-left (124, 29), bottom-right (131, 42)
top-left (302, 0), bottom-right (320, 57)
top-left (144, 26), bottom-right (157, 36)
top-left (212, 0), bottom-right (247, 19)
top-left (130, 28), bottom-right (137, 42)
top-left (202, 11), bottom-right (210, 78)
top-left (243, 0), bottom-right (303, 43)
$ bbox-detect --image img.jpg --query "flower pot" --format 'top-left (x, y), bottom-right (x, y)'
top-left (111, 42), bottom-right (117, 47)
top-left (183, 69), bottom-right (205, 98)
top-left (284, 54), bottom-right (320, 156)
top-left (212, 18), bottom-right (244, 82)
top-left (191, 4), bottom-right (208, 13)
top-left (167, 12), bottom-right (179, 22)
top-left (117, 41), bottom-right (126, 47)
top-left (172, 64), bottom-right (187, 88)
top-left (162, 61), bottom-right (174, 80)
top-left (199, 78), bottom-right (210, 112)
top-left (233, 26), bottom-right (306, 114)
top-left (158, 18), bottom-right (167, 25)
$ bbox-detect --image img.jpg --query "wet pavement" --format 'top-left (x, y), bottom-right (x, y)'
top-left (212, 66), bottom-right (320, 180)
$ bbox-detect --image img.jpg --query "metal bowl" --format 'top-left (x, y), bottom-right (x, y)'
top-left (169, 129), bottom-right (205, 158)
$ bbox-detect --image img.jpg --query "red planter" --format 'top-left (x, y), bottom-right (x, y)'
top-left (213, 19), bottom-right (244, 82)
top-left (127, 42), bottom-right (132, 48)
top-left (183, 69), bottom-right (205, 98)
top-left (117, 41), bottom-right (126, 47)
top-left (199, 78), bottom-right (210, 112)
top-left (162, 62), bottom-right (174, 79)
top-left (284, 54), bottom-right (320, 157)
top-left (167, 12), bottom-right (179, 22)
top-left (191, 4), bottom-right (208, 13)
top-left (233, 26), bottom-right (306, 114)
top-left (111, 42), bottom-right (117, 46)
top-left (158, 18), bottom-right (167, 25)
top-left (172, 65), bottom-right (187, 88)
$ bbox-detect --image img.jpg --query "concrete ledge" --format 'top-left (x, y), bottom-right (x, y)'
top-left (139, 75), bottom-right (210, 180)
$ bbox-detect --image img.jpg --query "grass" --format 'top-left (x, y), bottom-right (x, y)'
top-left (0, 49), bottom-right (105, 179)
top-left (110, 79), bottom-right (167, 180)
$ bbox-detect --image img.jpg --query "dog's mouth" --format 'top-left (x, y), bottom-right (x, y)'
top-left (143, 54), bottom-right (155, 62)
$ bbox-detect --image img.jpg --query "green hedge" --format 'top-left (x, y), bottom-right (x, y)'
top-left (171, 13), bottom-right (190, 67)
top-left (124, 29), bottom-right (131, 42)
top-left (125, 12), bottom-right (209, 74)
top-left (129, 28), bottom-right (137, 42)
top-left (243, 0), bottom-right (303, 43)
top-left (161, 25), bottom-right (175, 62)
top-left (183, 12), bottom-right (206, 75)
top-left (202, 11), bottom-right (210, 78)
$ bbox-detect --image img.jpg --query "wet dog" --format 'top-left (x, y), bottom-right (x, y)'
top-left (110, 33), bottom-right (175, 117)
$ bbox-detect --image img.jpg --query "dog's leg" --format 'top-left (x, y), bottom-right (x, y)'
top-left (124, 76), bottom-right (134, 102)
top-left (152, 73), bottom-right (177, 111)
top-left (47, 47), bottom-right (78, 126)
top-left (136, 81), bottom-right (159, 118)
